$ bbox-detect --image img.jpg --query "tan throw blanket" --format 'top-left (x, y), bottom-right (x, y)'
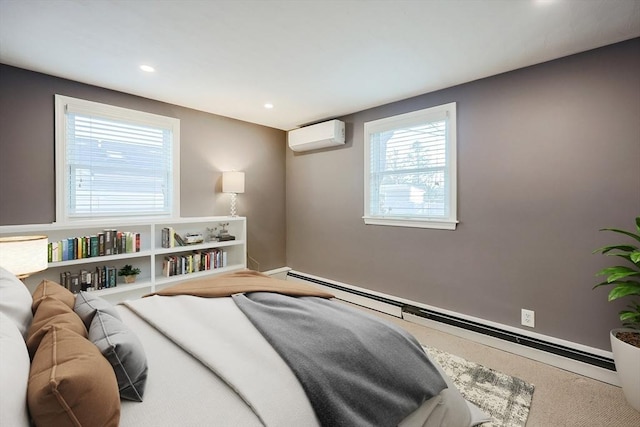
top-left (145, 270), bottom-right (335, 299)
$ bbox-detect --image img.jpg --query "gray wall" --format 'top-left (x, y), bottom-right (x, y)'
top-left (286, 39), bottom-right (640, 350)
top-left (2, 40), bottom-right (638, 351)
top-left (0, 65), bottom-right (287, 271)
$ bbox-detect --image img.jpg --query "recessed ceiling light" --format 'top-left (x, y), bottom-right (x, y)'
top-left (264, 103), bottom-right (274, 109)
top-left (140, 65), bottom-right (155, 72)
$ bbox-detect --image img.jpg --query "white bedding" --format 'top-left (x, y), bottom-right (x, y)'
top-left (122, 295), bottom-right (319, 426)
top-left (0, 266), bottom-right (486, 427)
top-left (116, 304), bottom-right (263, 426)
top-left (117, 294), bottom-right (477, 427)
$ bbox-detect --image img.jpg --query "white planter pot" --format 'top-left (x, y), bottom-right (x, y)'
top-left (610, 328), bottom-right (640, 412)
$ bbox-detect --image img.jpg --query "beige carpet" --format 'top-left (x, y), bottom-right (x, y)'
top-left (343, 302), bottom-right (640, 427)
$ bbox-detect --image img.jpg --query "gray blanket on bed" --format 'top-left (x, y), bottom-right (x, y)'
top-left (232, 292), bottom-right (447, 427)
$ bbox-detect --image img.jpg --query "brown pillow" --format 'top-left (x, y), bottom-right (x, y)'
top-left (32, 280), bottom-right (75, 313)
top-left (26, 297), bottom-right (87, 358)
top-left (27, 325), bottom-right (120, 427)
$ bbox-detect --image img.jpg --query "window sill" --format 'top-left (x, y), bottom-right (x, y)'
top-left (362, 216), bottom-right (458, 230)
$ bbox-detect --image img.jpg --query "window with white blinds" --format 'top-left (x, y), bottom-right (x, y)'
top-left (363, 103), bottom-right (457, 230)
top-left (55, 95), bottom-right (180, 223)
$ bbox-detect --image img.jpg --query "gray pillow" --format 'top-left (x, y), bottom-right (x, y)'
top-left (74, 291), bottom-right (121, 330)
top-left (89, 309), bottom-right (148, 402)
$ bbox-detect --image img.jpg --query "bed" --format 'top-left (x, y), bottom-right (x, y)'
top-left (0, 266), bottom-right (489, 427)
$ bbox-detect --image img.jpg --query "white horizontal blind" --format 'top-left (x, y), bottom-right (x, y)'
top-left (364, 103), bottom-right (457, 229)
top-left (56, 95), bottom-right (180, 222)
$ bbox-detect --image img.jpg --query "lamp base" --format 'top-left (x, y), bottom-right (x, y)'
top-left (230, 192), bottom-right (238, 216)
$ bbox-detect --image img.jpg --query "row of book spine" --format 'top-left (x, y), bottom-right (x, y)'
top-left (60, 266), bottom-right (119, 294)
top-left (161, 227), bottom-right (186, 248)
top-left (162, 248), bottom-right (227, 277)
top-left (48, 230), bottom-right (141, 263)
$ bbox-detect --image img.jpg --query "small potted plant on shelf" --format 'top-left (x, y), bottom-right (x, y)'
top-left (593, 216), bottom-right (640, 412)
top-left (118, 264), bottom-right (141, 284)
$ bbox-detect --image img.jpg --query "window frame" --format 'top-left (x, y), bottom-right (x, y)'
top-left (363, 102), bottom-right (458, 230)
top-left (54, 95), bottom-right (180, 224)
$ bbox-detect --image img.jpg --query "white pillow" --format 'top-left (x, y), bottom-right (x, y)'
top-left (0, 266), bottom-right (33, 338)
top-left (0, 311), bottom-right (31, 427)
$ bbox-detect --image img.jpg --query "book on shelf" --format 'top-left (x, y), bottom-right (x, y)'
top-left (161, 227), bottom-right (176, 248)
top-left (107, 266), bottom-right (117, 288)
top-left (70, 273), bottom-right (81, 294)
top-left (104, 230), bottom-right (112, 255)
top-left (73, 238), bottom-right (78, 259)
top-left (174, 232), bottom-right (186, 246)
top-left (98, 233), bottom-right (105, 256)
top-left (90, 235), bottom-right (99, 257)
top-left (80, 270), bottom-right (90, 291)
top-left (161, 227), bottom-right (169, 248)
top-left (82, 236), bottom-right (90, 259)
top-left (116, 231), bottom-right (125, 254)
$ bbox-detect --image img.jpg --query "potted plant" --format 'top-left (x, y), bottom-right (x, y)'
top-left (593, 216), bottom-right (640, 412)
top-left (118, 264), bottom-right (141, 284)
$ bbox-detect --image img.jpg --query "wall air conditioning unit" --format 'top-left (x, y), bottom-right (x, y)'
top-left (287, 119), bottom-right (345, 152)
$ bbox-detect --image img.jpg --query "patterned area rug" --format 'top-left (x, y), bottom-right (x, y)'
top-left (424, 346), bottom-right (534, 427)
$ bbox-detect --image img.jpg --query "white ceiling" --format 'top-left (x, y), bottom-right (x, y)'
top-left (1, 0), bottom-right (638, 131)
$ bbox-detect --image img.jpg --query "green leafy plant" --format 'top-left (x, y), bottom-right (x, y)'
top-left (117, 264), bottom-right (141, 277)
top-left (593, 217), bottom-right (640, 331)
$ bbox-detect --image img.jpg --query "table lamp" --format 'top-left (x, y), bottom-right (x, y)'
top-left (222, 171), bottom-right (245, 216)
top-left (0, 235), bottom-right (48, 279)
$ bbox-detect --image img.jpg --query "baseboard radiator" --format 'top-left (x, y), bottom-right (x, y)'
top-left (287, 271), bottom-right (615, 372)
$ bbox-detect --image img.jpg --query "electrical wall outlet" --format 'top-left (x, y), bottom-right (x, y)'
top-left (521, 309), bottom-right (535, 327)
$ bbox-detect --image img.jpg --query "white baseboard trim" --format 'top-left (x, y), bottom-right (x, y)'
top-left (287, 274), bottom-right (402, 317)
top-left (286, 269), bottom-right (621, 387)
top-left (403, 313), bottom-right (619, 386)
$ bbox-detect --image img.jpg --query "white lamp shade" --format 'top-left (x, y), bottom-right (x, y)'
top-left (0, 235), bottom-right (48, 278)
top-left (222, 171), bottom-right (245, 194)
